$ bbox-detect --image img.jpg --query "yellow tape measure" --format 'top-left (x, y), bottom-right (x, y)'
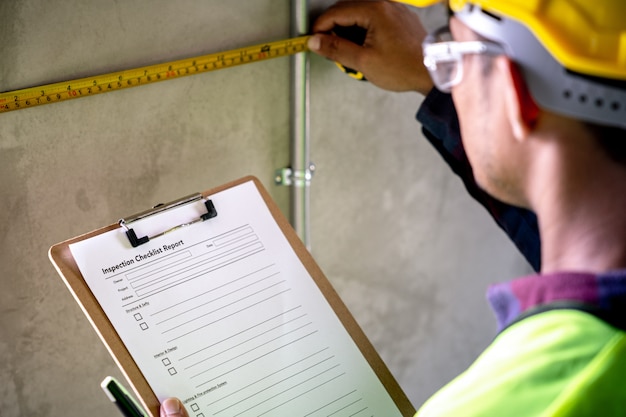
top-left (0, 36), bottom-right (310, 114)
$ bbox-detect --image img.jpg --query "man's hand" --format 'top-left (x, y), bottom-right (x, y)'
top-left (160, 398), bottom-right (189, 417)
top-left (308, 0), bottom-right (433, 94)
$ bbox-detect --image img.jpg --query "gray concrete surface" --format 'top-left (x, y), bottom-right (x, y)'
top-left (0, 1), bottom-right (532, 416)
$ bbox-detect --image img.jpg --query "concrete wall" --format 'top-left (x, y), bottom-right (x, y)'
top-left (0, 1), bottom-right (531, 416)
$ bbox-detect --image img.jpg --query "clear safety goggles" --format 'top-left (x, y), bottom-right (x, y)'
top-left (422, 26), bottom-right (506, 93)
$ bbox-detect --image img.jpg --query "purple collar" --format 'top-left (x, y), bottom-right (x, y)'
top-left (487, 270), bottom-right (626, 332)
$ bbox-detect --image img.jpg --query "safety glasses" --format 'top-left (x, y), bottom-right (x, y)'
top-left (422, 26), bottom-right (506, 93)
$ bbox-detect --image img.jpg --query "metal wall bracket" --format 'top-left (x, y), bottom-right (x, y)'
top-left (274, 163), bottom-right (316, 187)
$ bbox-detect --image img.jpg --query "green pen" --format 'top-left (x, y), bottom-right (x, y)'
top-left (101, 376), bottom-right (147, 417)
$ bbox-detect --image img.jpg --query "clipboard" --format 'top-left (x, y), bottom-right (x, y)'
top-left (49, 176), bottom-right (415, 417)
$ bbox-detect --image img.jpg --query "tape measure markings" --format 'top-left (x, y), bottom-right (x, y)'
top-left (0, 36), bottom-right (310, 113)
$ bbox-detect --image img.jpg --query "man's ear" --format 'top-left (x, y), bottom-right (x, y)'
top-left (498, 57), bottom-right (540, 141)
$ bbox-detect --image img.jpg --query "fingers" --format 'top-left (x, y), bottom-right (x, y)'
top-left (308, 33), bottom-right (366, 71)
top-left (311, 1), bottom-right (374, 33)
top-left (309, 0), bottom-right (434, 93)
top-left (308, 2), bottom-right (383, 77)
top-left (160, 398), bottom-right (189, 417)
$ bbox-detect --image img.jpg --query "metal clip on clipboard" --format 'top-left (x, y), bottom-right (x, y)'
top-left (119, 193), bottom-right (218, 248)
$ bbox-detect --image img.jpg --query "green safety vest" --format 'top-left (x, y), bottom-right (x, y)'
top-left (416, 310), bottom-right (626, 416)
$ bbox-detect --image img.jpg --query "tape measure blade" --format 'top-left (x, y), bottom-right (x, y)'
top-left (0, 35), bottom-right (309, 113)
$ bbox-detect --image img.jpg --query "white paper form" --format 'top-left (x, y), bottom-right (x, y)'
top-left (69, 180), bottom-right (403, 417)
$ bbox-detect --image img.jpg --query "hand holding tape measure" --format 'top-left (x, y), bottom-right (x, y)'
top-left (307, 0), bottom-right (432, 94)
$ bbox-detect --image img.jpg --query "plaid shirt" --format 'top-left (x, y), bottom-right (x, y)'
top-left (488, 271), bottom-right (626, 332)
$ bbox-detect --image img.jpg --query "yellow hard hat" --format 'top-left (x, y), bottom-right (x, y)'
top-left (394, 0), bottom-right (626, 129)
top-left (394, 0), bottom-right (626, 81)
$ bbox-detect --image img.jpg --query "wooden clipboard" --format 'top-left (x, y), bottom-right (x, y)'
top-left (49, 176), bottom-right (415, 417)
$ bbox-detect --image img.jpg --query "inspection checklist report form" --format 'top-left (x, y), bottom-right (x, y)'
top-left (69, 180), bottom-right (403, 417)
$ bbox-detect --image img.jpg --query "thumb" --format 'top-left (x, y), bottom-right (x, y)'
top-left (308, 33), bottom-right (365, 73)
top-left (160, 398), bottom-right (189, 417)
